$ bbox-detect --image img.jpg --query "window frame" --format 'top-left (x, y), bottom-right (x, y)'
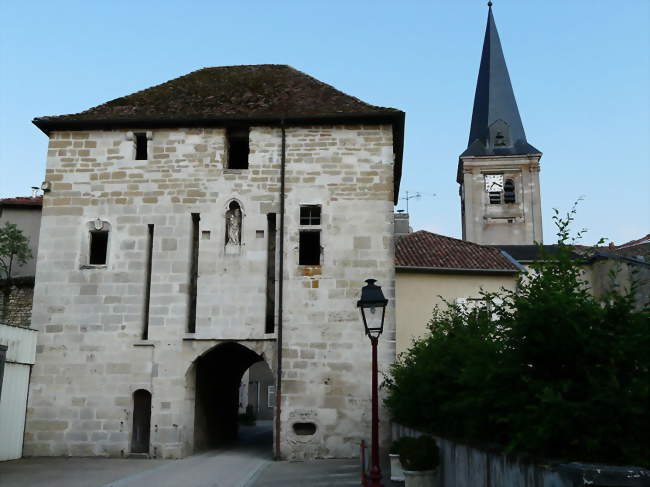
top-left (81, 220), bottom-right (111, 269)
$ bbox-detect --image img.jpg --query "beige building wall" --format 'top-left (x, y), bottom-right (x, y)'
top-left (395, 271), bottom-right (517, 354)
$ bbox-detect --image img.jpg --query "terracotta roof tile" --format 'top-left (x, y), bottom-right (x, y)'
top-left (396, 230), bottom-right (519, 271)
top-left (0, 196), bottom-right (43, 208)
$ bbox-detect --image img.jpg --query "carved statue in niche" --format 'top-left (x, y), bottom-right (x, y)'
top-left (225, 201), bottom-right (242, 245)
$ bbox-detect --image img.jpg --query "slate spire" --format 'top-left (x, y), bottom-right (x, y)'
top-left (461, 3), bottom-right (540, 157)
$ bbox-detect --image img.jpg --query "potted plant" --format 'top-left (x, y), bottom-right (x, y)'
top-left (397, 436), bottom-right (439, 487)
top-left (388, 438), bottom-right (406, 482)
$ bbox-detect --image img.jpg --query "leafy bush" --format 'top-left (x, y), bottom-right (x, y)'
top-left (396, 436), bottom-right (439, 471)
top-left (385, 206), bottom-right (650, 467)
top-left (389, 437), bottom-right (406, 455)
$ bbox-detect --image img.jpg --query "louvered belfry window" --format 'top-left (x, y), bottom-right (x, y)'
top-left (504, 179), bottom-right (515, 203)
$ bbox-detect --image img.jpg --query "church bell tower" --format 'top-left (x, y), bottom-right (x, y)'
top-left (459, 3), bottom-right (543, 245)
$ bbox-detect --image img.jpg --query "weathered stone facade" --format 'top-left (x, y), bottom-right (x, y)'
top-left (25, 124), bottom-right (396, 459)
top-left (459, 154), bottom-right (543, 245)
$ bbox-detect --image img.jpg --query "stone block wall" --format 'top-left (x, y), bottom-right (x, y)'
top-left (25, 124), bottom-right (396, 459)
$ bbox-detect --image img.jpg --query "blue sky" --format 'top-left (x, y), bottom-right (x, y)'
top-left (1, 0), bottom-right (648, 245)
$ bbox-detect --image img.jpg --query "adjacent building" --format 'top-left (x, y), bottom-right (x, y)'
top-left (395, 230), bottom-right (520, 353)
top-left (24, 65), bottom-right (404, 460)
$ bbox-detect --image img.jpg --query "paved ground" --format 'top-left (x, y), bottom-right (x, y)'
top-left (0, 421), bottom-right (400, 487)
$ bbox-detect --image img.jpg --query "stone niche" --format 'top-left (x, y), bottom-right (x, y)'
top-left (286, 409), bottom-right (321, 460)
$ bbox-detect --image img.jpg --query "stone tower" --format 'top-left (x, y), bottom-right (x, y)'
top-left (459, 4), bottom-right (543, 245)
top-left (25, 65), bottom-right (404, 460)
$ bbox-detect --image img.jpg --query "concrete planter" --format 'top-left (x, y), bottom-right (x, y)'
top-left (403, 469), bottom-right (436, 487)
top-left (389, 453), bottom-right (405, 481)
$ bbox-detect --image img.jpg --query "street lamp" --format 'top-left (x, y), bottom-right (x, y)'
top-left (357, 279), bottom-right (388, 487)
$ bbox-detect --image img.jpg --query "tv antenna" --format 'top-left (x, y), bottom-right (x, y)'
top-left (401, 191), bottom-right (421, 213)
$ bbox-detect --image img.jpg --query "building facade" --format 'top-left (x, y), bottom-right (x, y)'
top-left (395, 229), bottom-right (520, 353)
top-left (459, 5), bottom-right (543, 246)
top-left (24, 65), bottom-right (404, 460)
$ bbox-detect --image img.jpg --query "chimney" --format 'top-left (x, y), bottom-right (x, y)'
top-left (394, 211), bottom-right (411, 238)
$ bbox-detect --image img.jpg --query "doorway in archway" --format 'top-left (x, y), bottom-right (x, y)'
top-left (193, 342), bottom-right (274, 451)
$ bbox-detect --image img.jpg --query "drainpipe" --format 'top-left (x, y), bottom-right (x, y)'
top-left (274, 120), bottom-right (286, 460)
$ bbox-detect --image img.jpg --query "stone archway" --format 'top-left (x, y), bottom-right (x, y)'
top-left (192, 341), bottom-right (273, 451)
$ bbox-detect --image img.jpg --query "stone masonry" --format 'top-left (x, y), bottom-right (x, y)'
top-left (25, 124), bottom-right (396, 459)
top-left (0, 277), bottom-right (35, 328)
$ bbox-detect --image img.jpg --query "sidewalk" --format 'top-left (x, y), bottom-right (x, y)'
top-left (249, 457), bottom-right (402, 487)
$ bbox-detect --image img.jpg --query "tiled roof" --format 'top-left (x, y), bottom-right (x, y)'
top-left (396, 231), bottom-right (519, 272)
top-left (0, 196), bottom-right (43, 208)
top-left (611, 234), bottom-right (650, 249)
top-left (34, 65), bottom-right (401, 124)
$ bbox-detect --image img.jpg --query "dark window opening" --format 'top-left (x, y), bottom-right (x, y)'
top-left (227, 128), bottom-right (249, 169)
top-left (489, 192), bottom-right (501, 205)
top-left (299, 231), bottom-right (320, 265)
top-left (504, 179), bottom-right (516, 203)
top-left (292, 422), bottom-right (317, 436)
top-left (300, 205), bottom-right (321, 225)
top-left (494, 131), bottom-right (507, 146)
top-left (135, 133), bottom-right (148, 160)
top-left (89, 231), bottom-right (108, 265)
top-left (188, 213), bottom-right (200, 333)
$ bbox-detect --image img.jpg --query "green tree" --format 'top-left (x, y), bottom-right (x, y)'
top-left (385, 205), bottom-right (650, 466)
top-left (0, 222), bottom-right (33, 281)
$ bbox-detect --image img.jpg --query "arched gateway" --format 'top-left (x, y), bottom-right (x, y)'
top-left (187, 341), bottom-right (274, 451)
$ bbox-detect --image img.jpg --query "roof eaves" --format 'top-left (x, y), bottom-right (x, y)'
top-left (396, 265), bottom-right (519, 275)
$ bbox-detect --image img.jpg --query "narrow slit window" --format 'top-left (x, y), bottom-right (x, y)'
top-left (265, 214), bottom-right (277, 334)
top-left (142, 224), bottom-right (154, 340)
top-left (188, 213), bottom-right (200, 333)
top-left (504, 179), bottom-right (516, 203)
top-left (299, 231), bottom-right (320, 265)
top-left (300, 205), bottom-right (321, 225)
top-left (227, 127), bottom-right (249, 169)
top-left (89, 231), bottom-right (108, 265)
top-left (135, 133), bottom-right (148, 160)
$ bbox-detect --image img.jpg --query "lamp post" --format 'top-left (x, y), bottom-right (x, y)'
top-left (357, 279), bottom-right (388, 487)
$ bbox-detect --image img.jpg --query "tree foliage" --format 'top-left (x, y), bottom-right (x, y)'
top-left (0, 222), bottom-right (32, 281)
top-left (384, 206), bottom-right (649, 467)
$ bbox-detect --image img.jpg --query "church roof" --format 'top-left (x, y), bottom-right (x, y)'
top-left (396, 230), bottom-right (520, 273)
top-left (460, 5), bottom-right (540, 158)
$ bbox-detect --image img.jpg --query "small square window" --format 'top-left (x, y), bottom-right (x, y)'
top-left (135, 133), bottom-right (148, 160)
top-left (300, 206), bottom-right (321, 226)
top-left (89, 231), bottom-right (108, 265)
top-left (299, 231), bottom-right (320, 265)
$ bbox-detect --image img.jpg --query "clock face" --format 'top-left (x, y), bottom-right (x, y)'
top-left (485, 174), bottom-right (504, 192)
